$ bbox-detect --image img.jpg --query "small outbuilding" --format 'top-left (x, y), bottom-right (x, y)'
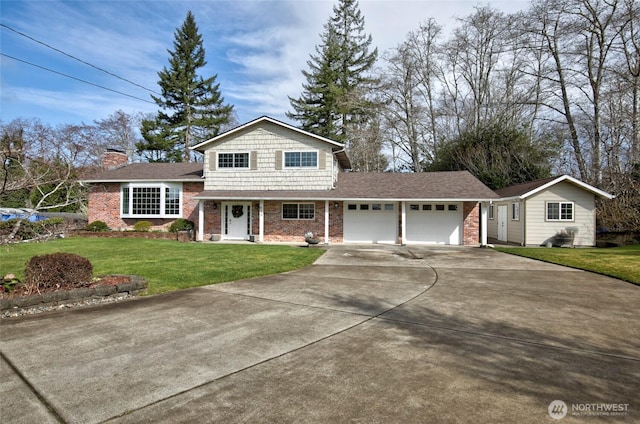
top-left (487, 175), bottom-right (614, 246)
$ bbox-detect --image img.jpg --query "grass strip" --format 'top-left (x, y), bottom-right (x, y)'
top-left (1, 238), bottom-right (325, 295)
top-left (494, 245), bottom-right (640, 285)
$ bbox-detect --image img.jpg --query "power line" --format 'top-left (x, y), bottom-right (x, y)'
top-left (0, 53), bottom-right (156, 105)
top-left (0, 23), bottom-right (160, 95)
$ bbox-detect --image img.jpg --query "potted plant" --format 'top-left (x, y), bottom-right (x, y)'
top-left (304, 231), bottom-right (320, 246)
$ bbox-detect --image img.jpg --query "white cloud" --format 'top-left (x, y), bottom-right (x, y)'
top-left (1, 0), bottom-right (533, 127)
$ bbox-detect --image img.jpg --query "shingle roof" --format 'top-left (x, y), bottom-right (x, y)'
top-left (83, 163), bottom-right (203, 182)
top-left (494, 175), bottom-right (613, 200)
top-left (494, 176), bottom-right (559, 198)
top-left (333, 171), bottom-right (498, 200)
top-left (194, 171), bottom-right (498, 201)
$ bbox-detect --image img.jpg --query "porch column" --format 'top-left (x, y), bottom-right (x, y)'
top-left (480, 202), bottom-right (488, 246)
top-left (198, 200), bottom-right (204, 242)
top-left (259, 199), bottom-right (264, 243)
top-left (324, 200), bottom-right (330, 244)
top-left (401, 201), bottom-right (407, 245)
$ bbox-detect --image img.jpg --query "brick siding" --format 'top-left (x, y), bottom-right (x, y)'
top-left (87, 182), bottom-right (203, 232)
top-left (462, 201), bottom-right (480, 245)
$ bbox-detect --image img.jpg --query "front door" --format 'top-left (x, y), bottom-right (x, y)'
top-left (497, 205), bottom-right (507, 242)
top-left (223, 202), bottom-right (251, 240)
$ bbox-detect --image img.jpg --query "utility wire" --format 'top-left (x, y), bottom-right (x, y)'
top-left (0, 23), bottom-right (160, 95)
top-left (0, 53), bottom-right (156, 104)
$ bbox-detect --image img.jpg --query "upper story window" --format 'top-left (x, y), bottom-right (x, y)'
top-left (547, 202), bottom-right (574, 221)
top-left (121, 183), bottom-right (181, 218)
top-left (284, 151), bottom-right (317, 168)
top-left (218, 152), bottom-right (249, 169)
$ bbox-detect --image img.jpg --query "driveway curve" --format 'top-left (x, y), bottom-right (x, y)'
top-left (1, 245), bottom-right (638, 423)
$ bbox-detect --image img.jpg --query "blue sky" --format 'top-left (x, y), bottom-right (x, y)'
top-left (0, 0), bottom-right (530, 127)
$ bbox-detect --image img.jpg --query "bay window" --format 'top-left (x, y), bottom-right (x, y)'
top-left (121, 183), bottom-right (182, 218)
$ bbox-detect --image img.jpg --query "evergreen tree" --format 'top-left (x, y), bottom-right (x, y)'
top-left (428, 124), bottom-right (556, 190)
top-left (138, 11), bottom-right (233, 162)
top-left (287, 0), bottom-right (378, 143)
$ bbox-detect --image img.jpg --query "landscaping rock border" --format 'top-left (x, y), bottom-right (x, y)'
top-left (0, 275), bottom-right (147, 312)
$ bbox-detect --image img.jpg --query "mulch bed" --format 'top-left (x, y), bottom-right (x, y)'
top-left (0, 275), bottom-right (132, 299)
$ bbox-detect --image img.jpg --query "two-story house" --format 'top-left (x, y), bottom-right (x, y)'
top-left (85, 116), bottom-right (499, 245)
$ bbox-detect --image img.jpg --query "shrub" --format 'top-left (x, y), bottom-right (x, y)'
top-left (86, 220), bottom-right (109, 232)
top-left (168, 218), bottom-right (194, 233)
top-left (133, 221), bottom-right (152, 232)
top-left (1, 274), bottom-right (21, 293)
top-left (24, 252), bottom-right (93, 293)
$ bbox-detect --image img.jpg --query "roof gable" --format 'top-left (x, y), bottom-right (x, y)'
top-left (192, 116), bottom-right (351, 170)
top-left (495, 175), bottom-right (613, 200)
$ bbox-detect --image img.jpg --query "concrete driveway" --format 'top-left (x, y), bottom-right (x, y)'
top-left (1, 246), bottom-right (638, 423)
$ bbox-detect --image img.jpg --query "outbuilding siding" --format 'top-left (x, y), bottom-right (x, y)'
top-left (525, 181), bottom-right (596, 246)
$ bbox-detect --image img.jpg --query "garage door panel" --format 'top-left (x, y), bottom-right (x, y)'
top-left (406, 203), bottom-right (462, 245)
top-left (344, 203), bottom-right (397, 243)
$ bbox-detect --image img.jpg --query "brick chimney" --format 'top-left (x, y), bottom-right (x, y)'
top-left (103, 149), bottom-right (129, 170)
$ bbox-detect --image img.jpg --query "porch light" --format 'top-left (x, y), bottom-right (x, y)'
top-left (212, 202), bottom-right (217, 210)
top-left (334, 202), bottom-right (339, 209)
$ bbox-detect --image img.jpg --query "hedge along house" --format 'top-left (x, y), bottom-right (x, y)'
top-left (85, 116), bottom-right (498, 245)
top-left (487, 175), bottom-right (614, 246)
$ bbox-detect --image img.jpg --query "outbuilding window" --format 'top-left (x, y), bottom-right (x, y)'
top-left (547, 202), bottom-right (574, 221)
top-left (121, 183), bottom-right (182, 218)
top-left (511, 203), bottom-right (520, 220)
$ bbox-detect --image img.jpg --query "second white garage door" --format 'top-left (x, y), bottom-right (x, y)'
top-left (405, 203), bottom-right (462, 245)
top-left (344, 202), bottom-right (398, 243)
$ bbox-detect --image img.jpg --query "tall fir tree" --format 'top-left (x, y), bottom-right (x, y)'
top-left (287, 0), bottom-right (378, 143)
top-left (138, 11), bottom-right (233, 162)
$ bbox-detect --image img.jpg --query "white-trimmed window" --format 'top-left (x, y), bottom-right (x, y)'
top-left (218, 152), bottom-right (249, 169)
top-left (282, 203), bottom-right (315, 220)
top-left (488, 204), bottom-right (495, 220)
top-left (547, 202), bottom-right (574, 221)
top-left (284, 151), bottom-right (318, 168)
top-left (121, 183), bottom-right (182, 218)
top-left (511, 203), bottom-right (520, 220)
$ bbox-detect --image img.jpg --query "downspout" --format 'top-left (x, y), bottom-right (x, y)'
top-left (332, 147), bottom-right (347, 189)
top-left (520, 198), bottom-right (525, 246)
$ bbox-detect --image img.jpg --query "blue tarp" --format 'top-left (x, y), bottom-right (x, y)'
top-left (1, 212), bottom-right (47, 222)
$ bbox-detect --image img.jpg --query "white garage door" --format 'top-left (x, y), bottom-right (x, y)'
top-left (344, 202), bottom-right (397, 243)
top-left (406, 203), bottom-right (462, 245)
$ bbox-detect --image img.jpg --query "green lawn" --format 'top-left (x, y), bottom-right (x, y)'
top-left (494, 245), bottom-right (640, 285)
top-left (0, 238), bottom-right (326, 295)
